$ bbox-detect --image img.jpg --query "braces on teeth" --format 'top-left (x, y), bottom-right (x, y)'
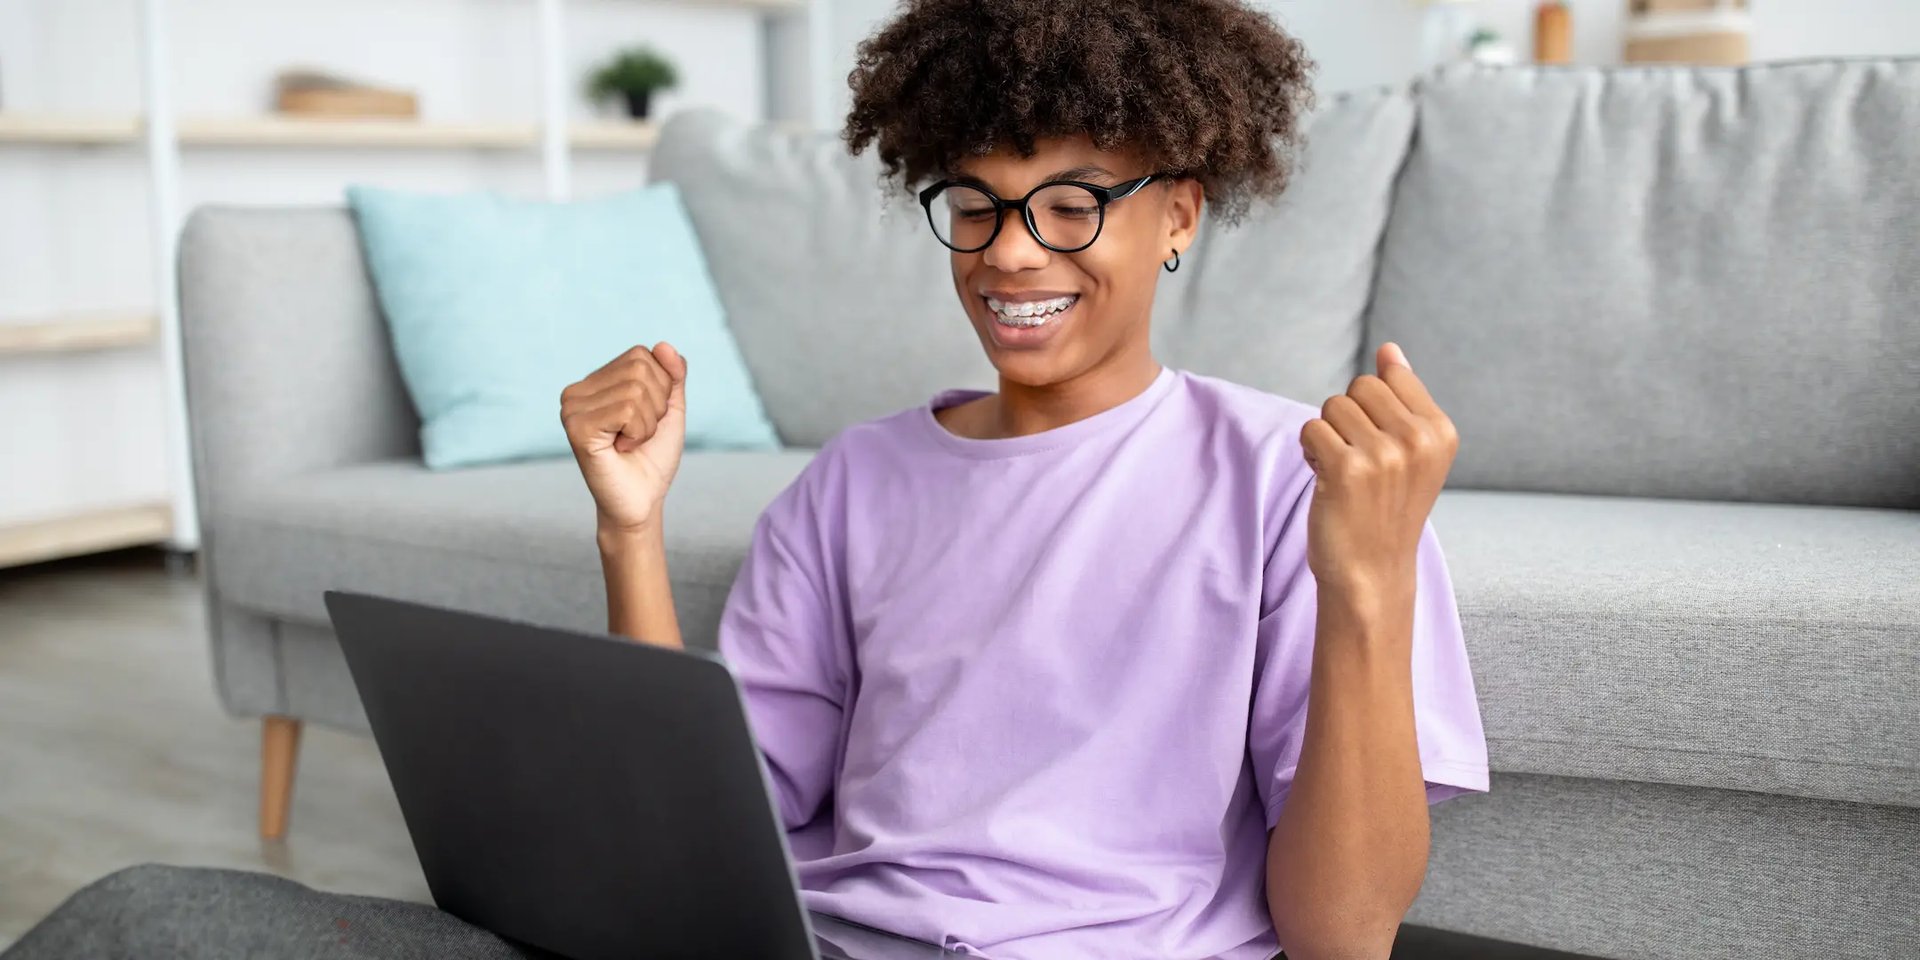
top-left (987, 295), bottom-right (1077, 327)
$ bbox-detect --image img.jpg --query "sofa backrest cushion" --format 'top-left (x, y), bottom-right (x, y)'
top-left (1151, 85), bottom-right (1415, 411)
top-left (1369, 59), bottom-right (1920, 508)
top-left (178, 207), bottom-right (421, 516)
top-left (648, 109), bottom-right (984, 447)
top-left (649, 91), bottom-right (1415, 445)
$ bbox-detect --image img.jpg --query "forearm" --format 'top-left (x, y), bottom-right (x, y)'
top-left (597, 520), bottom-right (685, 650)
top-left (1266, 575), bottom-right (1428, 960)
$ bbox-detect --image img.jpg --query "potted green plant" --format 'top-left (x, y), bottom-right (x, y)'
top-left (586, 46), bottom-right (679, 121)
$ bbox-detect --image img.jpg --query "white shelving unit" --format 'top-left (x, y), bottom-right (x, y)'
top-left (0, 311), bottom-right (159, 355)
top-left (0, 0), bottom-right (830, 566)
top-left (0, 114), bottom-right (665, 150)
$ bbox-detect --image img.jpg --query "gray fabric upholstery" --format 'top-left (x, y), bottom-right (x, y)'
top-left (177, 207), bottom-right (420, 722)
top-left (1150, 85), bottom-right (1414, 406)
top-left (177, 207), bottom-right (420, 501)
top-left (214, 451), bottom-right (810, 641)
top-left (1369, 60), bottom-right (1920, 508)
top-left (648, 91), bottom-right (1409, 443)
top-left (1430, 490), bottom-right (1920, 808)
top-left (1413, 773), bottom-right (1920, 959)
top-left (207, 450), bottom-right (808, 731)
top-left (1, 864), bottom-right (536, 960)
top-left (171, 58), bottom-right (1920, 960)
top-left (13, 788), bottom-right (1914, 960)
top-left (205, 605), bottom-right (288, 721)
top-left (647, 109), bottom-right (990, 447)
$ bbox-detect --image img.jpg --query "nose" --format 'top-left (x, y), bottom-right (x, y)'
top-left (980, 209), bottom-right (1051, 272)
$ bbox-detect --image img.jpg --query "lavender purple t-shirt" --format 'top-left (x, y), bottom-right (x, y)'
top-left (715, 363), bottom-right (1489, 960)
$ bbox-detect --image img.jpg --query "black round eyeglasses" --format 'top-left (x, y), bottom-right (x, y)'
top-left (916, 172), bottom-right (1174, 254)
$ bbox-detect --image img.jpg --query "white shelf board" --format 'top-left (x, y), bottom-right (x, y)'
top-left (0, 503), bottom-right (173, 569)
top-left (669, 0), bottom-right (804, 10)
top-left (0, 312), bottom-right (159, 355)
top-left (181, 116), bottom-right (661, 149)
top-left (0, 114), bottom-right (659, 150)
top-left (567, 120), bottom-right (663, 150)
top-left (0, 114), bottom-right (141, 144)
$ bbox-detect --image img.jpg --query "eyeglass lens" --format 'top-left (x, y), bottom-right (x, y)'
top-left (933, 183), bottom-right (1104, 252)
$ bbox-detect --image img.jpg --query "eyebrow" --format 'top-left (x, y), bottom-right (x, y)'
top-left (948, 163), bottom-right (1122, 192)
top-left (1043, 164), bottom-right (1118, 182)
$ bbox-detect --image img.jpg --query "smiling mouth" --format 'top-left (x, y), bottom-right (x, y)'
top-left (984, 294), bottom-right (1079, 328)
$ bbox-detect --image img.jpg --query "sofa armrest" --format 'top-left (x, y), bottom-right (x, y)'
top-left (177, 206), bottom-right (419, 527)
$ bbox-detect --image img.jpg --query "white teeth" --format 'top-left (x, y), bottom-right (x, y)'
top-left (984, 295), bottom-right (1077, 327)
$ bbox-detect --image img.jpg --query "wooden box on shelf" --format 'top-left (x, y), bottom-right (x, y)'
top-left (1630, 0), bottom-right (1742, 10)
top-left (273, 68), bottom-right (420, 119)
top-left (1625, 0), bottom-right (1749, 65)
top-left (1625, 32), bottom-right (1748, 64)
top-left (276, 87), bottom-right (420, 119)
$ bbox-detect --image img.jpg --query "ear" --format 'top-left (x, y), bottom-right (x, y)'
top-left (1164, 177), bottom-right (1203, 255)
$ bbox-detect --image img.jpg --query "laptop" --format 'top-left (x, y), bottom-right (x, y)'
top-left (323, 589), bottom-right (958, 960)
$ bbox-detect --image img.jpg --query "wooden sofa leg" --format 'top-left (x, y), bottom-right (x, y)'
top-left (260, 716), bottom-right (303, 840)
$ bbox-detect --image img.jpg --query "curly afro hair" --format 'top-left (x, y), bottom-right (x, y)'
top-left (842, 0), bottom-right (1317, 227)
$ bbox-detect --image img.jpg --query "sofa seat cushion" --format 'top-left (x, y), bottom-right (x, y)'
top-left (1433, 490), bottom-right (1920, 808)
top-left (215, 456), bottom-right (1917, 807)
top-left (212, 451), bottom-right (814, 649)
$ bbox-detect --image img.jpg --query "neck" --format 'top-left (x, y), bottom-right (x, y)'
top-left (985, 347), bottom-right (1163, 439)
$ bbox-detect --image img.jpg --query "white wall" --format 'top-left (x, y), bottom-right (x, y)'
top-left (3, 0), bottom-right (765, 121)
top-left (3, 0), bottom-right (1915, 537)
top-left (1464, 0), bottom-right (1920, 72)
top-left (1749, 0), bottom-right (1920, 60)
top-left (2, 0), bottom-right (770, 310)
top-left (8, 0), bottom-right (1909, 323)
top-left (824, 0), bottom-right (1920, 109)
top-left (0, 0), bottom-right (777, 533)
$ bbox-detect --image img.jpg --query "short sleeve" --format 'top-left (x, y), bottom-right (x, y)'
top-left (714, 457), bottom-right (853, 832)
top-left (1246, 471), bottom-right (1491, 832)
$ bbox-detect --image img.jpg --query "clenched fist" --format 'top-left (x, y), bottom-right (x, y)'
top-left (1299, 342), bottom-right (1459, 596)
top-left (561, 342), bottom-right (688, 535)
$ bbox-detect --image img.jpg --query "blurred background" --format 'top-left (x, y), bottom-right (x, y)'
top-left (3, 1), bottom-right (1917, 957)
top-left (2, 0), bottom-right (1917, 558)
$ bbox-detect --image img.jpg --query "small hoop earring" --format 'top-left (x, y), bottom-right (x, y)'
top-left (1164, 248), bottom-right (1181, 273)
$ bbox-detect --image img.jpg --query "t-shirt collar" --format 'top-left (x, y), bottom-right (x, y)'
top-left (916, 364), bottom-right (1180, 460)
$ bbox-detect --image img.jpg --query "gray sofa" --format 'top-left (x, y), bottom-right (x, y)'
top-left (177, 59), bottom-right (1920, 959)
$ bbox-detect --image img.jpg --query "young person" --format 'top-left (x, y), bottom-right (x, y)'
top-left (7, 3), bottom-right (1485, 958)
top-left (563, 2), bottom-right (1488, 959)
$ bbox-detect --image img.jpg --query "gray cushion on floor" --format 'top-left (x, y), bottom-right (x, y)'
top-left (211, 450), bottom-right (814, 650)
top-left (1411, 773), bottom-right (1920, 959)
top-left (1370, 60), bottom-right (1920, 508)
top-left (2, 864), bottom-right (534, 960)
top-left (1430, 490), bottom-right (1920, 808)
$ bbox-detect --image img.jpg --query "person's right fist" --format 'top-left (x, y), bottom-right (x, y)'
top-left (560, 342), bottom-right (688, 535)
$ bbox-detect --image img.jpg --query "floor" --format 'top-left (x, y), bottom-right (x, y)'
top-left (0, 548), bottom-right (1587, 959)
top-left (0, 548), bottom-right (430, 949)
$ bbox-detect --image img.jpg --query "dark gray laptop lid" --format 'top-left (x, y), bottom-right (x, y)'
top-left (323, 589), bottom-right (953, 960)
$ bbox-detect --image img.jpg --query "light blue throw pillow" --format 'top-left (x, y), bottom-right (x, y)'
top-left (346, 181), bottom-right (780, 469)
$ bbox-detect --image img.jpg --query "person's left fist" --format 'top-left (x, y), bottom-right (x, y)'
top-left (1299, 342), bottom-right (1459, 596)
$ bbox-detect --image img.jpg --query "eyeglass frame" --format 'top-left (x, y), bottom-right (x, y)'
top-left (916, 171), bottom-right (1177, 254)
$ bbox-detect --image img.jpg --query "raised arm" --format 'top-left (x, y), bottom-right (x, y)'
top-left (1265, 341), bottom-right (1463, 959)
top-left (597, 523), bottom-right (684, 649)
top-left (561, 342), bottom-right (691, 649)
